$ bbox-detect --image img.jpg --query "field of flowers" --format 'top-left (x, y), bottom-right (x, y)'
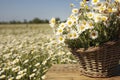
top-left (0, 24), bottom-right (77, 80)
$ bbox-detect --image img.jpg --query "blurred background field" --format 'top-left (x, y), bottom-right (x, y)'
top-left (0, 24), bottom-right (76, 80)
top-left (0, 0), bottom-right (78, 80)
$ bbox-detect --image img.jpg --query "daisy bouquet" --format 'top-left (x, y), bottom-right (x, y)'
top-left (50, 0), bottom-right (120, 50)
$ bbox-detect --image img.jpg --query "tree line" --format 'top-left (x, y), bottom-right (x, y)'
top-left (0, 17), bottom-right (60, 24)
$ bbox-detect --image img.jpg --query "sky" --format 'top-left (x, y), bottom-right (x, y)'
top-left (0, 0), bottom-right (80, 21)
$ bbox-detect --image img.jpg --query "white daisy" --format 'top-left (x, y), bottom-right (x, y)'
top-left (67, 33), bottom-right (73, 39)
top-left (49, 23), bottom-right (55, 28)
top-left (107, 7), bottom-right (118, 13)
top-left (59, 23), bottom-right (66, 29)
top-left (0, 75), bottom-right (6, 79)
top-left (8, 77), bottom-right (14, 80)
top-left (81, 20), bottom-right (87, 26)
top-left (66, 19), bottom-right (74, 27)
top-left (29, 73), bottom-right (35, 78)
top-left (77, 24), bottom-right (86, 34)
top-left (80, 1), bottom-right (85, 7)
top-left (90, 30), bottom-right (98, 39)
top-left (88, 21), bottom-right (94, 29)
top-left (112, 8), bottom-right (117, 12)
top-left (57, 36), bottom-right (65, 44)
top-left (101, 16), bottom-right (108, 21)
top-left (35, 63), bottom-right (40, 67)
top-left (72, 31), bottom-right (79, 39)
top-left (56, 27), bottom-right (63, 35)
top-left (69, 15), bottom-right (78, 24)
top-left (49, 18), bottom-right (56, 28)
top-left (87, 12), bottom-right (94, 19)
top-left (98, 6), bottom-right (106, 13)
top-left (50, 18), bottom-right (56, 24)
top-left (93, 13), bottom-right (102, 23)
top-left (72, 8), bottom-right (79, 14)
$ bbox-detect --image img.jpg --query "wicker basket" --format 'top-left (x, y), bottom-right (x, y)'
top-left (71, 40), bottom-right (120, 78)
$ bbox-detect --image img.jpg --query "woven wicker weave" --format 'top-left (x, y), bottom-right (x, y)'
top-left (71, 40), bottom-right (120, 78)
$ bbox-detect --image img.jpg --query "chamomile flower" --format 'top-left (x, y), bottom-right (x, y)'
top-left (57, 36), bottom-right (65, 44)
top-left (12, 66), bottom-right (20, 72)
top-left (107, 7), bottom-right (113, 13)
top-left (82, 20), bottom-right (87, 26)
top-left (16, 74), bottom-right (25, 80)
top-left (67, 30), bottom-right (79, 39)
top-left (49, 18), bottom-right (56, 28)
top-left (35, 63), bottom-right (40, 67)
top-left (56, 27), bottom-right (63, 35)
top-left (115, 0), bottom-right (120, 3)
top-left (93, 13), bottom-right (102, 23)
top-left (0, 75), bottom-right (6, 79)
top-left (8, 77), bottom-right (14, 80)
top-left (69, 15), bottom-right (78, 24)
top-left (101, 16), bottom-right (108, 21)
top-left (33, 69), bottom-right (37, 72)
top-left (59, 23), bottom-right (66, 29)
top-left (29, 73), bottom-right (35, 78)
top-left (50, 18), bottom-right (56, 24)
top-left (91, 0), bottom-right (99, 5)
top-left (72, 8), bottom-right (79, 14)
top-left (87, 12), bottom-right (94, 19)
top-left (72, 31), bottom-right (79, 39)
top-left (49, 24), bottom-right (55, 28)
top-left (90, 30), bottom-right (98, 39)
top-left (98, 6), bottom-right (106, 13)
top-left (66, 19), bottom-right (74, 27)
top-left (77, 24), bottom-right (86, 34)
top-left (107, 7), bottom-right (118, 13)
top-left (112, 8), bottom-right (117, 12)
top-left (67, 33), bottom-right (73, 39)
top-left (88, 21), bottom-right (94, 29)
top-left (41, 75), bottom-right (46, 80)
top-left (18, 70), bottom-right (24, 75)
top-left (80, 1), bottom-right (85, 7)
top-left (42, 60), bottom-right (47, 65)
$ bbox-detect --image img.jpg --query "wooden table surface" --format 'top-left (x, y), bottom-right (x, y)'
top-left (45, 64), bottom-right (120, 80)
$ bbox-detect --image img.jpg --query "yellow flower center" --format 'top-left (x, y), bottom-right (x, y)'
top-left (102, 17), bottom-right (107, 21)
top-left (89, 22), bottom-right (93, 27)
top-left (68, 21), bottom-right (72, 25)
top-left (108, 8), bottom-right (112, 13)
top-left (61, 25), bottom-right (64, 28)
top-left (69, 34), bottom-right (73, 38)
top-left (83, 21), bottom-right (86, 25)
top-left (51, 19), bottom-right (55, 24)
top-left (80, 26), bottom-right (85, 30)
top-left (59, 37), bottom-right (63, 41)
top-left (58, 29), bottom-right (63, 33)
top-left (89, 14), bottom-right (92, 17)
top-left (93, 0), bottom-right (98, 3)
top-left (74, 10), bottom-right (78, 13)
top-left (100, 7), bottom-right (104, 11)
top-left (73, 33), bottom-right (77, 37)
